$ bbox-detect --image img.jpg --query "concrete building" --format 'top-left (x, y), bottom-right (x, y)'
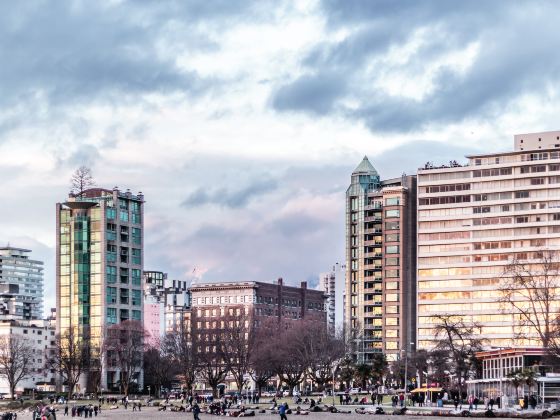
top-left (345, 157), bottom-right (417, 363)
top-left (0, 319), bottom-right (56, 396)
top-left (0, 247), bottom-right (44, 320)
top-left (417, 130), bottom-right (560, 349)
top-left (56, 187), bottom-right (144, 392)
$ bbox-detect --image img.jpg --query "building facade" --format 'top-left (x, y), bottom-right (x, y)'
top-left (190, 278), bottom-right (326, 326)
top-left (417, 130), bottom-right (560, 348)
top-left (0, 247), bottom-right (44, 320)
top-left (56, 187), bottom-right (144, 391)
top-left (0, 319), bottom-right (56, 395)
top-left (143, 271), bottom-right (191, 339)
top-left (345, 157), bottom-right (417, 362)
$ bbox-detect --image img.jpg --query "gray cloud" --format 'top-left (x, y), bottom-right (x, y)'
top-left (181, 177), bottom-right (279, 208)
top-left (271, 1), bottom-right (560, 132)
top-left (272, 72), bottom-right (347, 115)
top-left (0, 0), bottom-right (279, 141)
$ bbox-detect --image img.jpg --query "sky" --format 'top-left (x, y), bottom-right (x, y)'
top-left (2, 0), bottom-right (560, 315)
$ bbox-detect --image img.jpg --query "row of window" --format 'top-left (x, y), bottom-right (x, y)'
top-left (106, 307), bottom-right (141, 324)
top-left (106, 287), bottom-right (141, 305)
top-left (106, 266), bottom-right (141, 285)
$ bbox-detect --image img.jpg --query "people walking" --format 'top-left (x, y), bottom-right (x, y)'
top-left (279, 402), bottom-right (288, 420)
top-left (468, 395), bottom-right (474, 411)
top-left (193, 402), bottom-right (201, 420)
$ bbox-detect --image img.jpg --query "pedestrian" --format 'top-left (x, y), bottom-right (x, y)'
top-left (454, 396), bottom-right (459, 410)
top-left (399, 393), bottom-right (404, 407)
top-left (489, 398), bottom-right (494, 410)
top-left (193, 402), bottom-right (201, 420)
top-left (468, 395), bottom-right (474, 411)
top-left (64, 406), bottom-right (69, 416)
top-left (279, 402), bottom-right (288, 420)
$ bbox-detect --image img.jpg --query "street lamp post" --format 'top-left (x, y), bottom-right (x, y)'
top-left (403, 342), bottom-right (414, 406)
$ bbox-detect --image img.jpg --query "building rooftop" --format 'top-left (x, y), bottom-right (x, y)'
top-left (352, 156), bottom-right (378, 175)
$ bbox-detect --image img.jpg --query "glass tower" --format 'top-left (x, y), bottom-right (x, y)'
top-left (56, 187), bottom-right (144, 391)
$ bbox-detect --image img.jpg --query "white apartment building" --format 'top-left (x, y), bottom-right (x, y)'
top-left (0, 319), bottom-right (56, 396)
top-left (417, 130), bottom-right (560, 348)
top-left (0, 247), bottom-right (44, 320)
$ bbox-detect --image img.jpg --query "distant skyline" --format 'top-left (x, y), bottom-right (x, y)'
top-left (2, 1), bottom-right (560, 314)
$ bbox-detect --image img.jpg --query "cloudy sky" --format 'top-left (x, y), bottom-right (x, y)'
top-left (2, 0), bottom-right (560, 314)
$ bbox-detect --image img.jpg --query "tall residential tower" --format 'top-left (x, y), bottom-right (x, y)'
top-left (56, 187), bottom-right (144, 391)
top-left (345, 157), bottom-right (417, 362)
top-left (417, 130), bottom-right (560, 348)
top-left (0, 247), bottom-right (44, 319)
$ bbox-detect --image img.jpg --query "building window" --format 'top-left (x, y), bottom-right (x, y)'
top-left (385, 233), bottom-right (399, 242)
top-left (120, 210), bottom-right (129, 222)
top-left (131, 248), bottom-right (141, 265)
top-left (107, 308), bottom-right (117, 324)
top-left (386, 245), bottom-right (399, 254)
top-left (106, 207), bottom-right (116, 220)
top-left (385, 197), bottom-right (400, 206)
top-left (386, 293), bottom-right (399, 302)
top-left (120, 309), bottom-right (129, 322)
top-left (385, 269), bottom-right (399, 278)
top-left (107, 287), bottom-right (117, 304)
top-left (120, 288), bottom-right (129, 305)
top-left (385, 221), bottom-right (399, 230)
top-left (132, 290), bottom-right (141, 306)
top-left (120, 268), bottom-right (129, 284)
top-left (385, 209), bottom-right (400, 218)
top-left (132, 228), bottom-right (141, 245)
top-left (385, 257), bottom-right (399, 266)
top-left (106, 266), bottom-right (117, 284)
top-left (131, 269), bottom-right (141, 285)
top-left (132, 310), bottom-right (141, 321)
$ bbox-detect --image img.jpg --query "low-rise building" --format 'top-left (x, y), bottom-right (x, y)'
top-left (0, 319), bottom-right (56, 396)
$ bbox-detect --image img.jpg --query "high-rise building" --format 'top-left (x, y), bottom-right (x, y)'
top-left (0, 247), bottom-right (44, 319)
top-left (56, 187), bottom-right (144, 391)
top-left (417, 130), bottom-right (560, 348)
top-left (323, 271), bottom-right (336, 335)
top-left (345, 157), bottom-right (417, 362)
top-left (322, 263), bottom-right (346, 335)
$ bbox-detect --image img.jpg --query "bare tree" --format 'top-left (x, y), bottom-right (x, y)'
top-left (304, 324), bottom-right (345, 391)
top-left (218, 307), bottom-right (253, 393)
top-left (0, 335), bottom-right (33, 399)
top-left (248, 323), bottom-right (276, 397)
top-left (47, 327), bottom-right (90, 399)
top-left (105, 321), bottom-right (145, 396)
top-left (270, 321), bottom-right (311, 396)
top-left (144, 339), bottom-right (176, 398)
top-left (163, 325), bottom-right (198, 394)
top-left (500, 250), bottom-right (560, 349)
top-left (70, 166), bottom-right (95, 197)
top-left (192, 310), bottom-right (228, 397)
top-left (433, 314), bottom-right (485, 396)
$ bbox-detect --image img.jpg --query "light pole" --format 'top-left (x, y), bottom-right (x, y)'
top-left (423, 368), bottom-right (430, 407)
top-left (332, 360), bottom-right (340, 406)
top-left (403, 342), bottom-right (414, 405)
